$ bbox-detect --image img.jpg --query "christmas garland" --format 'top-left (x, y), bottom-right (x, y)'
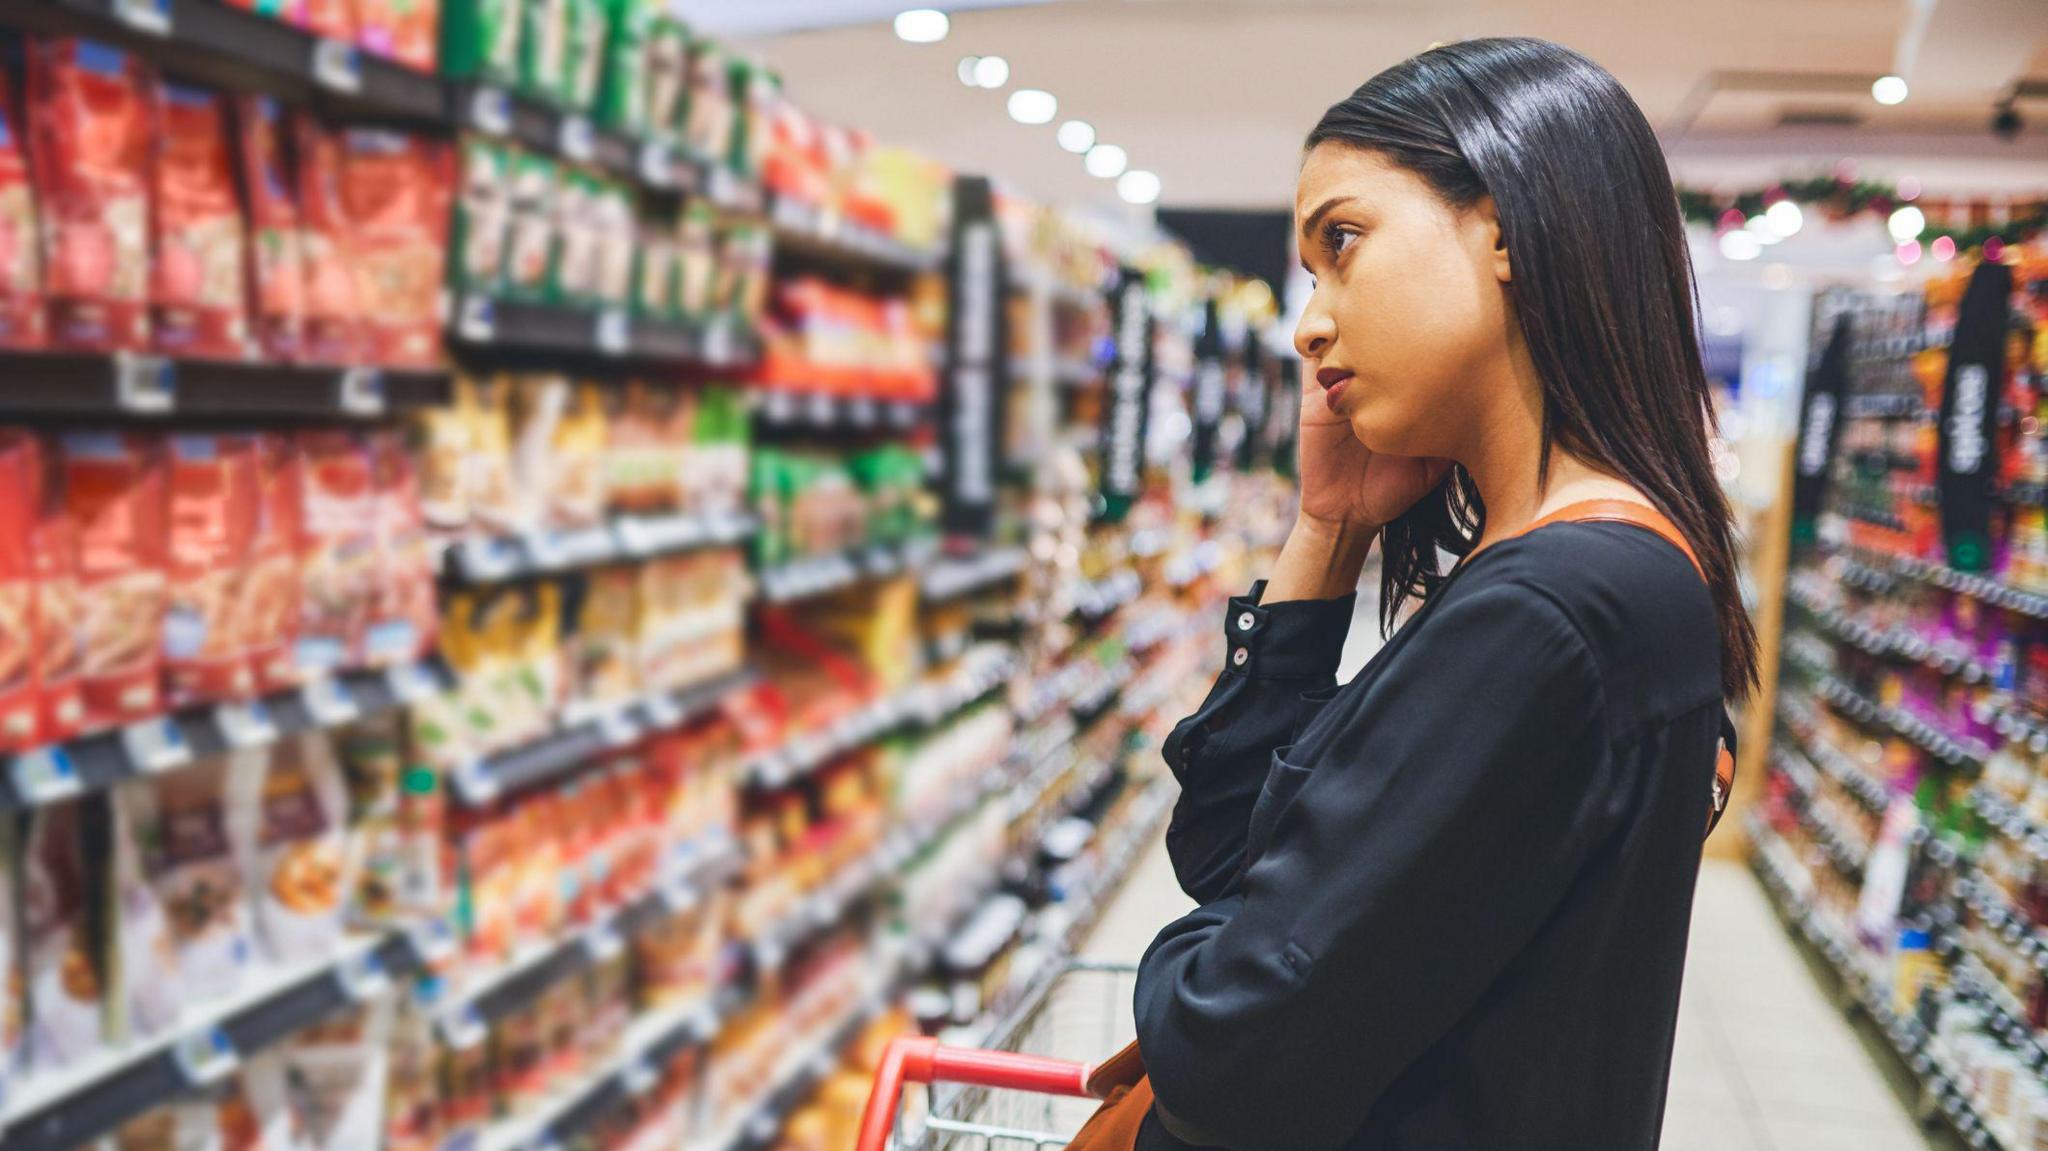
top-left (1676, 176), bottom-right (2047, 252)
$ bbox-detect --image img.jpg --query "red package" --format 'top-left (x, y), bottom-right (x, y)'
top-left (57, 431), bottom-right (167, 730)
top-left (339, 131), bottom-right (450, 369)
top-left (31, 448), bottom-right (84, 745)
top-left (0, 67), bottom-right (46, 350)
top-left (150, 81), bottom-right (248, 360)
top-left (242, 435), bottom-right (303, 692)
top-left (233, 95), bottom-right (305, 362)
top-left (298, 0), bottom-right (356, 41)
top-left (0, 432), bottom-right (39, 749)
top-left (27, 39), bottom-right (152, 351)
top-left (365, 430), bottom-right (436, 667)
top-left (163, 435), bottom-right (260, 706)
top-left (357, 0), bottom-right (440, 73)
top-left (292, 116), bottom-right (361, 366)
top-left (293, 430), bottom-right (374, 677)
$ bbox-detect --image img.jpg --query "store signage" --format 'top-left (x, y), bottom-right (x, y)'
top-left (1790, 314), bottom-right (1850, 540)
top-left (1191, 297), bottom-right (1228, 483)
top-left (1938, 260), bottom-right (2014, 572)
top-left (1099, 266), bottom-right (1155, 521)
top-left (1236, 333), bottom-right (1268, 473)
top-left (938, 175), bottom-right (1008, 539)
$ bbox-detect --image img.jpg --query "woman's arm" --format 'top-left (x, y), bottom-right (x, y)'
top-left (1138, 581), bottom-right (1615, 1151)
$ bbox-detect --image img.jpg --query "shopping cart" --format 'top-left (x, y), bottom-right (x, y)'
top-left (855, 959), bottom-right (1140, 1151)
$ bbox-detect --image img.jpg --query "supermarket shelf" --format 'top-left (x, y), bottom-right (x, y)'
top-left (1790, 579), bottom-right (1997, 685)
top-left (1950, 875), bottom-right (2048, 984)
top-left (2, 933), bottom-right (410, 1151)
top-left (1835, 546), bottom-right (2048, 622)
top-left (692, 975), bottom-right (905, 1151)
top-left (1843, 393), bottom-right (1931, 420)
top-left (920, 546), bottom-right (1029, 604)
top-left (447, 295), bottom-right (760, 370)
top-left (450, 668), bottom-right (759, 808)
top-left (1767, 744), bottom-right (1870, 878)
top-left (443, 510), bottom-right (759, 585)
top-left (1772, 729), bottom-right (1891, 815)
top-left (8, 0), bottom-right (445, 124)
top-left (1, 659), bottom-right (450, 810)
top-left (0, 352), bottom-right (449, 420)
top-left (1965, 785), bottom-right (2048, 855)
top-left (448, 82), bottom-right (637, 182)
top-left (1811, 675), bottom-right (1989, 769)
top-left (1072, 568), bottom-right (1143, 625)
top-left (753, 387), bottom-right (932, 434)
top-left (768, 194), bottom-right (945, 275)
top-left (1008, 269), bottom-right (1104, 313)
top-left (756, 540), bottom-right (939, 605)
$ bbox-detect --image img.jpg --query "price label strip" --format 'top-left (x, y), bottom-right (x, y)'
top-left (456, 293), bottom-right (497, 343)
top-left (216, 699), bottom-right (280, 749)
top-left (122, 716), bottom-right (193, 776)
top-left (594, 308), bottom-right (630, 356)
top-left (386, 662), bottom-right (441, 704)
top-left (171, 1026), bottom-right (239, 1089)
top-left (301, 676), bottom-right (361, 727)
top-left (558, 116), bottom-right (596, 163)
top-left (113, 0), bottom-right (173, 36)
top-left (469, 87), bottom-right (513, 136)
top-left (334, 947), bottom-right (391, 1002)
top-left (9, 747), bottom-right (83, 807)
top-left (338, 367), bottom-right (386, 416)
top-left (311, 38), bottom-right (363, 94)
top-left (115, 354), bottom-right (175, 413)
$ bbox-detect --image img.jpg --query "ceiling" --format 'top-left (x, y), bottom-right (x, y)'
top-left (721, 0), bottom-right (2048, 216)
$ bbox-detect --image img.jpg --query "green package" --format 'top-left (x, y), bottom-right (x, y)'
top-left (520, 0), bottom-right (572, 104)
top-left (443, 0), bottom-right (521, 82)
top-left (644, 17), bottom-right (690, 144)
top-left (564, 0), bottom-right (610, 113)
top-left (593, 181), bottom-right (637, 308)
top-left (450, 139), bottom-right (513, 293)
top-left (598, 0), bottom-right (651, 133)
top-left (675, 201), bottom-right (716, 321)
top-left (550, 170), bottom-right (602, 305)
top-left (632, 206), bottom-right (678, 320)
top-left (503, 153), bottom-right (560, 301)
top-left (752, 450), bottom-right (786, 568)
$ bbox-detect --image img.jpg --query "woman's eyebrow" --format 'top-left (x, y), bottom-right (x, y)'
top-left (1297, 196), bottom-right (1357, 245)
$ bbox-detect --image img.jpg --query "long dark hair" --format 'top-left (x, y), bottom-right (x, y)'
top-left (1307, 37), bottom-right (1759, 700)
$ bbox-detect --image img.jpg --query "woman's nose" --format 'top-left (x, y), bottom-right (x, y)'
top-left (1294, 310), bottom-right (1333, 360)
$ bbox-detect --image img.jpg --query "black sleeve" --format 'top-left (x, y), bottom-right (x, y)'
top-left (1158, 581), bottom-right (1353, 904)
top-left (1136, 581), bottom-right (1614, 1151)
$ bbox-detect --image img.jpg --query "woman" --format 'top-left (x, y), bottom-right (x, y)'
top-left (1132, 38), bottom-right (1757, 1151)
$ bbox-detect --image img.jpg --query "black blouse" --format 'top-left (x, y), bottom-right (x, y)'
top-left (1133, 521), bottom-right (1727, 1151)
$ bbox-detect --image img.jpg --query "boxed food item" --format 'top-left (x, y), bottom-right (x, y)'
top-left (550, 170), bottom-right (601, 305)
top-left (21, 801), bottom-right (103, 1071)
top-left (441, 0), bottom-right (521, 84)
top-left (293, 430), bottom-right (376, 678)
top-left (0, 432), bottom-right (37, 750)
top-left (149, 81), bottom-right (248, 360)
top-left (59, 431), bottom-right (168, 730)
top-left (31, 446), bottom-right (85, 744)
top-left (592, 181), bottom-right (637, 309)
top-left (633, 205), bottom-right (678, 321)
top-left (520, 0), bottom-right (573, 105)
top-left (644, 16), bottom-right (690, 142)
top-left (27, 38), bottom-right (152, 351)
top-left (449, 138), bottom-right (512, 295)
top-left (164, 434), bottom-right (261, 706)
top-left (242, 434), bottom-right (304, 692)
top-left (465, 373), bottom-right (522, 532)
top-left (124, 759), bottom-right (256, 1004)
top-left (598, 0), bottom-right (651, 135)
top-left (564, 0), bottom-right (610, 112)
top-left (0, 63), bottom-right (46, 349)
top-left (233, 95), bottom-right (307, 363)
top-left (339, 130), bottom-right (451, 368)
top-left (503, 152), bottom-right (559, 302)
top-left (294, 115), bottom-right (363, 365)
top-left (234, 732), bottom-right (349, 964)
top-left (357, 0), bottom-right (441, 73)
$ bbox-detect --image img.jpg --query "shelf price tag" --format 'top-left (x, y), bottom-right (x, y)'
top-left (760, 387), bottom-right (795, 424)
top-left (637, 140), bottom-right (674, 188)
top-left (338, 367), bottom-right (386, 416)
top-left (172, 1026), bottom-right (239, 1088)
top-left (450, 759), bottom-right (501, 806)
top-left (457, 293), bottom-right (496, 343)
top-left (469, 87), bottom-right (513, 136)
top-left (594, 308), bottom-right (630, 356)
top-left (642, 693), bottom-right (684, 731)
top-left (558, 115), bottom-right (596, 163)
top-left (404, 915), bottom-right (459, 969)
top-left (113, 0), bottom-right (173, 36)
top-left (687, 1001), bottom-right (721, 1043)
top-left (620, 1059), bottom-right (659, 1097)
top-left (311, 38), bottom-right (363, 94)
top-left (216, 700), bottom-right (279, 749)
top-left (847, 397), bottom-right (877, 427)
top-left (334, 947), bottom-right (390, 1002)
top-left (437, 1005), bottom-right (488, 1051)
top-left (581, 921), bottom-right (625, 964)
top-left (301, 677), bottom-right (361, 727)
top-left (386, 662), bottom-right (440, 704)
top-left (122, 716), bottom-right (192, 776)
top-left (806, 393), bottom-right (835, 426)
top-left (114, 354), bottom-right (174, 413)
top-left (596, 709), bottom-right (641, 748)
top-left (10, 747), bottom-right (82, 807)
top-left (702, 318), bottom-right (735, 367)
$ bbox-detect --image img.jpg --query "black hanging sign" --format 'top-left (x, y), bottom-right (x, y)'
top-left (1098, 266), bottom-right (1154, 522)
top-left (1236, 333), bottom-right (1268, 473)
top-left (1938, 260), bottom-right (2013, 572)
top-left (1190, 297), bottom-right (1227, 483)
top-left (1790, 314), bottom-right (1850, 543)
top-left (938, 175), bottom-right (1009, 540)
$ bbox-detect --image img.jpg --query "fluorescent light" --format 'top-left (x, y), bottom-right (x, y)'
top-left (1084, 143), bottom-right (1127, 178)
top-left (894, 9), bottom-right (949, 43)
top-left (1007, 88), bottom-right (1056, 124)
top-left (1764, 199), bottom-right (1803, 238)
top-left (1887, 205), bottom-right (1925, 242)
top-left (1056, 119), bottom-right (1095, 154)
top-left (1117, 169), bottom-right (1161, 205)
top-left (972, 55), bottom-right (1009, 88)
top-left (1872, 74), bottom-right (1908, 105)
top-left (1719, 231), bottom-right (1762, 261)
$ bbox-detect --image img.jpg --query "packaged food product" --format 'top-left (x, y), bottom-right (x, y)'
top-left (28, 38), bottom-right (152, 351)
top-left (282, 1002), bottom-right (395, 1149)
top-left (164, 434), bottom-right (261, 706)
top-left (233, 95), bottom-right (306, 363)
top-left (509, 375), bottom-right (570, 529)
top-left (293, 116), bottom-right (363, 365)
top-left (382, 985), bottom-right (443, 1151)
top-left (31, 446), bottom-right (86, 744)
top-left (299, 0), bottom-right (357, 41)
top-left (570, 565), bottom-right (640, 709)
top-left (520, 0), bottom-right (573, 105)
top-left (644, 17), bottom-right (690, 142)
top-left (633, 207), bottom-right (678, 320)
top-left (339, 130), bottom-right (451, 368)
top-left (235, 733), bottom-right (350, 964)
top-left (294, 430), bottom-right (375, 677)
top-left (564, 0), bottom-right (610, 112)
top-left (442, 0), bottom-right (521, 83)
top-left (598, 0), bottom-right (651, 134)
top-left (683, 39), bottom-right (734, 165)
top-left (439, 1016), bottom-right (492, 1137)
top-left (675, 201), bottom-right (716, 319)
top-left (551, 171), bottom-right (600, 305)
top-left (150, 81), bottom-right (248, 360)
top-left (592, 181), bottom-right (636, 308)
top-left (449, 138), bottom-right (512, 295)
top-left (411, 387), bottom-right (473, 534)
top-left (126, 759), bottom-right (256, 1004)
top-left (503, 153), bottom-right (559, 302)
top-left (365, 430), bottom-right (436, 666)
top-left (0, 64), bottom-right (46, 349)
top-left (109, 781), bottom-right (181, 1041)
top-left (357, 0), bottom-right (441, 73)
top-left (465, 374), bottom-right (522, 532)
top-left (554, 383), bottom-right (609, 526)
top-left (0, 433), bottom-right (37, 750)
top-left (242, 434), bottom-right (304, 692)
top-left (59, 432), bottom-right (168, 730)
top-left (491, 991), bottom-right (551, 1114)
top-left (22, 802), bottom-right (103, 1072)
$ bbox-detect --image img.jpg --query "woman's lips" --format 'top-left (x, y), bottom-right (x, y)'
top-left (1317, 368), bottom-right (1354, 409)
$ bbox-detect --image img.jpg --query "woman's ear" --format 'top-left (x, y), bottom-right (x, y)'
top-left (1475, 195), bottom-right (1510, 284)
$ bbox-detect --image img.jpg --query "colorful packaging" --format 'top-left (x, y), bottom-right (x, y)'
top-left (410, 379), bottom-right (475, 533)
top-left (0, 66), bottom-right (46, 349)
top-left (553, 383), bottom-right (608, 525)
top-left (592, 181), bottom-right (636, 309)
top-left (550, 171), bottom-right (601, 305)
top-left (644, 17), bottom-right (690, 142)
top-left (299, 0), bottom-right (357, 41)
top-left (110, 780), bottom-right (182, 1042)
top-left (21, 801), bottom-right (103, 1071)
top-left (234, 733), bottom-right (350, 964)
top-left (126, 759), bottom-right (256, 1004)
top-left (294, 116), bottom-right (363, 365)
top-left (339, 130), bottom-right (451, 368)
top-left (520, 0), bottom-right (573, 105)
top-left (449, 138), bottom-right (512, 295)
top-left (294, 430), bottom-right (376, 677)
top-left (0, 433), bottom-right (37, 750)
top-left (31, 448), bottom-right (85, 744)
top-left (598, 0), bottom-right (651, 134)
top-left (366, 430), bottom-right (436, 665)
top-left (503, 152), bottom-right (558, 301)
top-left (242, 434), bottom-right (304, 692)
top-left (0, 817), bottom-right (17, 1078)
top-left (284, 1001), bottom-right (396, 1149)
top-left (59, 432), bottom-right (168, 730)
top-left (164, 434), bottom-right (261, 706)
top-left (150, 81), bottom-right (248, 359)
top-left (382, 985), bottom-right (443, 1151)
top-left (28, 38), bottom-right (152, 351)
top-left (676, 201), bottom-right (715, 319)
top-left (682, 39), bottom-right (734, 166)
top-left (441, 0), bottom-right (521, 84)
top-left (633, 206), bottom-right (677, 320)
top-left (233, 95), bottom-right (306, 362)
top-left (564, 0), bottom-right (609, 111)
top-left (357, 0), bottom-right (441, 73)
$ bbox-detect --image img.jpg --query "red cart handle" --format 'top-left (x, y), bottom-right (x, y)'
top-left (854, 1036), bottom-right (1097, 1151)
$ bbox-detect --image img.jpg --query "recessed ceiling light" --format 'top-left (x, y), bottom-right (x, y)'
top-left (1084, 143), bottom-right (1127, 178)
top-left (1871, 74), bottom-right (1908, 105)
top-left (1887, 205), bottom-right (1925, 242)
top-left (972, 55), bottom-right (1009, 88)
top-left (957, 55), bottom-right (981, 86)
top-left (894, 9), bottom-right (949, 44)
top-left (1008, 88), bottom-right (1056, 124)
top-left (1057, 120), bottom-right (1095, 153)
top-left (1764, 199), bottom-right (1803, 238)
top-left (1117, 169), bottom-right (1161, 205)
top-left (1719, 231), bottom-right (1762, 261)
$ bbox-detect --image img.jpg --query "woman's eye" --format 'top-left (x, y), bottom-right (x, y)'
top-left (1324, 224), bottom-right (1357, 259)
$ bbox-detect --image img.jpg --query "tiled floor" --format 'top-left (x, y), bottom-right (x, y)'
top-left (1082, 839), bottom-right (1936, 1149)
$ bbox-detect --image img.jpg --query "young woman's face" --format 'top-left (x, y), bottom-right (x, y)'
top-left (1292, 143), bottom-right (1515, 460)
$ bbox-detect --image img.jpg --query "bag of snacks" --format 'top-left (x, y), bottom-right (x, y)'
top-left (449, 138), bottom-right (512, 296)
top-left (243, 434), bottom-right (304, 692)
top-left (503, 152), bottom-right (558, 302)
top-left (0, 433), bottom-right (38, 750)
top-left (520, 0), bottom-right (573, 105)
top-left (550, 171), bottom-right (600, 305)
top-left (234, 733), bottom-right (350, 966)
top-left (150, 81), bottom-right (248, 359)
top-left (234, 95), bottom-right (307, 363)
top-left (682, 39), bottom-right (735, 165)
top-left (645, 17), bottom-right (690, 142)
top-left (59, 432), bottom-right (168, 730)
top-left (27, 38), bottom-right (151, 351)
top-left (164, 434), bottom-right (261, 706)
top-left (293, 430), bottom-right (375, 677)
top-left (598, 0), bottom-right (651, 135)
top-left (109, 782), bottom-right (182, 1041)
top-left (443, 0), bottom-right (521, 84)
top-left (127, 758), bottom-right (256, 1004)
top-left (410, 381), bottom-right (476, 534)
top-left (564, 0), bottom-right (609, 112)
top-left (592, 181), bottom-right (636, 309)
top-left (21, 801), bottom-right (105, 1071)
top-left (365, 430), bottom-right (436, 666)
top-left (633, 206), bottom-right (678, 321)
top-left (356, 0), bottom-right (440, 73)
top-left (339, 130), bottom-right (451, 368)
top-left (282, 1001), bottom-right (395, 1149)
top-left (0, 62), bottom-right (46, 349)
top-left (31, 446), bottom-right (85, 745)
top-left (293, 116), bottom-right (362, 365)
